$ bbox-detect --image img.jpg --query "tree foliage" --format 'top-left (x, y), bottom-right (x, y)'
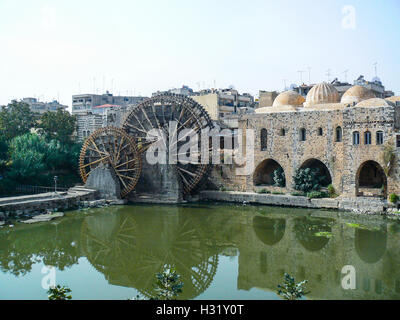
top-left (273, 167), bottom-right (286, 187)
top-left (0, 101), bottom-right (35, 141)
top-left (153, 268), bottom-right (184, 300)
top-left (277, 273), bottom-right (309, 300)
top-left (37, 109), bottom-right (77, 144)
top-left (293, 168), bottom-right (325, 193)
top-left (47, 285), bottom-right (72, 300)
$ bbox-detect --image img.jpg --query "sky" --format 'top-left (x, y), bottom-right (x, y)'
top-left (0, 0), bottom-right (399, 109)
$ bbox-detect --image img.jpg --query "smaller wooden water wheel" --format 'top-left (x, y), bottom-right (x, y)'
top-left (79, 127), bottom-right (142, 198)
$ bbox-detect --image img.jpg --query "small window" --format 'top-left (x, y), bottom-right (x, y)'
top-left (336, 126), bottom-right (342, 142)
top-left (280, 128), bottom-right (286, 136)
top-left (353, 131), bottom-right (360, 145)
top-left (376, 131), bottom-right (384, 145)
top-left (261, 129), bottom-right (268, 151)
top-left (300, 128), bottom-right (306, 142)
top-left (365, 131), bottom-right (372, 145)
top-left (318, 127), bottom-right (323, 136)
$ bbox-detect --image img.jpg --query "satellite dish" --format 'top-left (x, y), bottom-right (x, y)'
top-left (372, 76), bottom-right (381, 84)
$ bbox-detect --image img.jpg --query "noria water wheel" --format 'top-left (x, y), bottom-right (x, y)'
top-left (122, 93), bottom-right (214, 195)
top-left (79, 127), bottom-right (142, 198)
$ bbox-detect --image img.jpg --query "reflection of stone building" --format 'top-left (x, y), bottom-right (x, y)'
top-left (215, 82), bottom-right (400, 199)
top-left (237, 210), bottom-right (400, 300)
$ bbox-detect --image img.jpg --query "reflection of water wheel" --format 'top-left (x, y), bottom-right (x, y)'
top-left (122, 93), bottom-right (214, 194)
top-left (79, 127), bottom-right (142, 198)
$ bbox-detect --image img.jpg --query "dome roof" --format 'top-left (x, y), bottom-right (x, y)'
top-left (354, 98), bottom-right (393, 108)
top-left (272, 90), bottom-right (305, 107)
top-left (341, 85), bottom-right (376, 105)
top-left (304, 83), bottom-right (340, 107)
top-left (385, 96), bottom-right (400, 104)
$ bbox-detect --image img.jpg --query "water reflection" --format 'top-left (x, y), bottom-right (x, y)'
top-left (1, 205), bottom-right (400, 299)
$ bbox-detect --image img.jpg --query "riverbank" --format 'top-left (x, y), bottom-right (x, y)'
top-left (199, 190), bottom-right (399, 215)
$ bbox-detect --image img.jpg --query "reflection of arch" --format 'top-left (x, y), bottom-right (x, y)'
top-left (80, 208), bottom-right (219, 300)
top-left (294, 217), bottom-right (333, 252)
top-left (356, 161), bottom-right (387, 197)
top-left (253, 159), bottom-right (285, 186)
top-left (299, 158), bottom-right (332, 186)
top-left (253, 216), bottom-right (286, 246)
top-left (355, 227), bottom-right (387, 264)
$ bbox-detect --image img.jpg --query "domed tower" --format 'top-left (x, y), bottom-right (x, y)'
top-left (341, 85), bottom-right (376, 105)
top-left (304, 82), bottom-right (340, 108)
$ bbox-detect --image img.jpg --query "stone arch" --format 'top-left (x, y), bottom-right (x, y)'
top-left (356, 160), bottom-right (387, 197)
top-left (253, 216), bottom-right (286, 246)
top-left (355, 227), bottom-right (387, 264)
top-left (253, 159), bottom-right (286, 186)
top-left (299, 158), bottom-right (332, 187)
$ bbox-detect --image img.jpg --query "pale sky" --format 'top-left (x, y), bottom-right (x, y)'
top-left (0, 0), bottom-right (399, 109)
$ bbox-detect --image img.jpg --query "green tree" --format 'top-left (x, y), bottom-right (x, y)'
top-left (0, 101), bottom-right (35, 141)
top-left (47, 285), bottom-right (72, 300)
top-left (273, 167), bottom-right (286, 187)
top-left (277, 273), bottom-right (309, 300)
top-left (293, 168), bottom-right (325, 193)
top-left (154, 268), bottom-right (184, 300)
top-left (37, 109), bottom-right (77, 144)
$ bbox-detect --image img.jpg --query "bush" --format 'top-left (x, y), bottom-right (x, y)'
top-left (327, 184), bottom-right (338, 198)
top-left (307, 191), bottom-right (328, 199)
top-left (277, 273), bottom-right (309, 300)
top-left (273, 167), bottom-right (286, 187)
top-left (389, 193), bottom-right (399, 203)
top-left (293, 168), bottom-right (326, 193)
top-left (47, 285), bottom-right (72, 300)
top-left (258, 189), bottom-right (271, 194)
top-left (272, 191), bottom-right (284, 195)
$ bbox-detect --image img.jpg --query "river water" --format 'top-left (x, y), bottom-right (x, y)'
top-left (0, 203), bottom-right (399, 300)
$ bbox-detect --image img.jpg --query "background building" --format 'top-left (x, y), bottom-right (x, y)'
top-left (72, 91), bottom-right (147, 115)
top-left (19, 97), bottom-right (68, 114)
top-left (192, 88), bottom-right (255, 120)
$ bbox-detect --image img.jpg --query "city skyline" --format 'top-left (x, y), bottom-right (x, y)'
top-left (0, 0), bottom-right (399, 109)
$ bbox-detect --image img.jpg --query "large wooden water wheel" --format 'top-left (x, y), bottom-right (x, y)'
top-left (79, 127), bottom-right (142, 198)
top-left (122, 93), bottom-right (214, 195)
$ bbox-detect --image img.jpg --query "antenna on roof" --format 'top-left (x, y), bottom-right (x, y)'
top-left (297, 70), bottom-right (305, 84)
top-left (325, 69), bottom-right (331, 82)
top-left (307, 67), bottom-right (311, 83)
top-left (342, 69), bottom-right (349, 82)
top-left (373, 62), bottom-right (378, 77)
top-left (282, 79), bottom-right (288, 91)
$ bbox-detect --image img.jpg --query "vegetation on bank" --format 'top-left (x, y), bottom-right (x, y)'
top-left (0, 102), bottom-right (81, 195)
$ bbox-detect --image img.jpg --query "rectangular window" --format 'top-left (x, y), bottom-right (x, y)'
top-left (397, 135), bottom-right (400, 148)
top-left (376, 131), bottom-right (384, 145)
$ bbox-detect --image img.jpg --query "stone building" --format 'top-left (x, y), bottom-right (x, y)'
top-left (212, 82), bottom-right (400, 200)
top-left (20, 97), bottom-right (68, 114)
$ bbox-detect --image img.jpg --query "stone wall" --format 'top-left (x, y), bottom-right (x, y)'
top-left (211, 104), bottom-right (400, 200)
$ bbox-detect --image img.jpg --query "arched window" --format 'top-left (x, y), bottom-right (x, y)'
top-left (336, 126), bottom-right (342, 142)
top-left (376, 131), bottom-right (384, 145)
top-left (364, 131), bottom-right (372, 145)
top-left (261, 129), bottom-right (268, 151)
top-left (353, 131), bottom-right (360, 145)
top-left (318, 128), bottom-right (323, 136)
top-left (300, 128), bottom-right (306, 142)
top-left (280, 128), bottom-right (286, 136)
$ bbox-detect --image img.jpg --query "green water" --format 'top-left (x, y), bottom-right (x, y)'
top-left (1, 203), bottom-right (400, 300)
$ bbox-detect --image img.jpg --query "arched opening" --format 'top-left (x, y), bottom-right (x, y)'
top-left (356, 160), bottom-right (387, 197)
top-left (253, 217), bottom-right (286, 246)
top-left (353, 131), bottom-right (360, 145)
top-left (299, 158), bottom-right (332, 187)
top-left (294, 217), bottom-right (333, 252)
top-left (253, 159), bottom-right (286, 186)
top-left (336, 126), bottom-right (342, 142)
top-left (299, 128), bottom-right (306, 141)
top-left (355, 227), bottom-right (387, 264)
top-left (364, 131), bottom-right (372, 145)
top-left (260, 129), bottom-right (267, 151)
